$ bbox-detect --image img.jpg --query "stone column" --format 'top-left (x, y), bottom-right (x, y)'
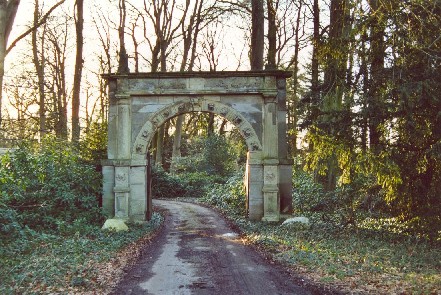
top-left (102, 163), bottom-right (115, 217)
top-left (246, 151), bottom-right (264, 220)
top-left (129, 161), bottom-right (147, 221)
top-left (113, 94), bottom-right (132, 219)
top-left (262, 100), bottom-right (280, 221)
top-left (116, 95), bottom-right (131, 159)
top-left (276, 78), bottom-right (293, 216)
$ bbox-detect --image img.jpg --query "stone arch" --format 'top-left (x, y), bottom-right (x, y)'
top-left (132, 100), bottom-right (262, 160)
top-left (101, 71), bottom-right (293, 223)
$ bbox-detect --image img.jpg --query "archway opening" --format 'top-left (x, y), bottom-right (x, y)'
top-left (148, 111), bottom-right (250, 217)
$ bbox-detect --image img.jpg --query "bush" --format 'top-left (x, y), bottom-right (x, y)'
top-left (202, 170), bottom-right (246, 217)
top-left (151, 166), bottom-right (187, 198)
top-left (152, 167), bottom-right (224, 198)
top-left (0, 137), bottom-right (103, 234)
top-left (171, 134), bottom-right (236, 178)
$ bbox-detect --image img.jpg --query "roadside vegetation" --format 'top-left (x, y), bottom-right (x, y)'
top-left (156, 135), bottom-right (441, 294)
top-left (0, 138), bottom-right (162, 294)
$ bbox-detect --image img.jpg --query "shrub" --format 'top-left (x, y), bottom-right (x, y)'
top-left (152, 168), bottom-right (223, 198)
top-left (170, 134), bottom-right (236, 178)
top-left (202, 170), bottom-right (246, 217)
top-left (0, 137), bottom-right (103, 234)
top-left (151, 166), bottom-right (187, 198)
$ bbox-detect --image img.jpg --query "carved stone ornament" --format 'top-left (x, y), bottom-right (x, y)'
top-left (220, 107), bottom-right (229, 117)
top-left (234, 116), bottom-right (243, 125)
top-left (265, 172), bottom-right (276, 182)
top-left (116, 173), bottom-right (127, 182)
top-left (242, 128), bottom-right (252, 138)
top-left (250, 142), bottom-right (260, 151)
top-left (136, 144), bottom-right (144, 154)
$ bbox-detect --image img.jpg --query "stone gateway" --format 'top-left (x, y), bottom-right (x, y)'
top-left (102, 71), bottom-right (293, 222)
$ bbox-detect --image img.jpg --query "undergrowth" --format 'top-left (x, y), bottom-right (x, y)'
top-left (202, 170), bottom-right (441, 294)
top-left (0, 138), bottom-right (164, 293)
top-left (0, 213), bottom-right (163, 294)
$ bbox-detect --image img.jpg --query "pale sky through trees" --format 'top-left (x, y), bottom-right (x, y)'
top-left (2, 0), bottom-right (312, 142)
top-left (3, 0), bottom-right (257, 121)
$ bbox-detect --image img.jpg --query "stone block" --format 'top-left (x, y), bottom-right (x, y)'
top-left (102, 166), bottom-right (115, 217)
top-left (279, 165), bottom-right (293, 214)
top-left (130, 166), bottom-right (146, 185)
top-left (102, 219), bottom-right (129, 232)
top-left (115, 192), bottom-right (129, 218)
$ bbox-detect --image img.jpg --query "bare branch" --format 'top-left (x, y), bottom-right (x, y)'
top-left (6, 0), bottom-right (66, 56)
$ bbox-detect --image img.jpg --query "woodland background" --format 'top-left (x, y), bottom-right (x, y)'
top-left (0, 0), bottom-right (440, 293)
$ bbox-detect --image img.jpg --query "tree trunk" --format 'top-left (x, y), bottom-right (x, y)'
top-left (251, 0), bottom-right (264, 70)
top-left (71, 0), bottom-right (84, 142)
top-left (321, 0), bottom-right (351, 190)
top-left (32, 0), bottom-right (46, 140)
top-left (171, 114), bottom-right (185, 161)
top-left (288, 1), bottom-right (303, 157)
top-left (368, 0), bottom-right (385, 155)
top-left (311, 0), bottom-right (319, 109)
top-left (266, 0), bottom-right (276, 70)
top-left (0, 0), bottom-right (20, 127)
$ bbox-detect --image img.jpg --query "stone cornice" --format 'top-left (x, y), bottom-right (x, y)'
top-left (102, 70), bottom-right (292, 80)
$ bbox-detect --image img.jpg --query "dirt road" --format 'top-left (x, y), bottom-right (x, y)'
top-left (111, 200), bottom-right (313, 295)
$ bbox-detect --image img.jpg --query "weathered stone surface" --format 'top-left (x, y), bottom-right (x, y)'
top-left (102, 219), bottom-right (129, 231)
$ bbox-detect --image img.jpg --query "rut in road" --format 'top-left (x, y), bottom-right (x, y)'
top-left (111, 200), bottom-right (312, 295)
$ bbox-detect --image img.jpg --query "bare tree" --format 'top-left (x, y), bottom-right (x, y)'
top-left (251, 0), bottom-right (264, 70)
top-left (1, 0), bottom-right (65, 127)
top-left (71, 0), bottom-right (83, 142)
top-left (46, 17), bottom-right (69, 139)
top-left (266, 0), bottom-right (276, 69)
top-left (31, 0), bottom-right (46, 140)
top-left (0, 0), bottom-right (19, 126)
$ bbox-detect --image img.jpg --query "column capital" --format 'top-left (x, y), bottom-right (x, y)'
top-left (115, 93), bottom-right (131, 101)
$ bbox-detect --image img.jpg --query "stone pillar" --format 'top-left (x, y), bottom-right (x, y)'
top-left (262, 100), bottom-right (280, 221)
top-left (129, 162), bottom-right (147, 221)
top-left (247, 151), bottom-right (264, 220)
top-left (102, 164), bottom-right (115, 217)
top-left (116, 95), bottom-right (131, 159)
top-left (276, 78), bottom-right (293, 216)
top-left (279, 162), bottom-right (293, 215)
top-left (113, 94), bottom-right (132, 219)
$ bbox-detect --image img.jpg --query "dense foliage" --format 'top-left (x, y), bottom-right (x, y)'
top-left (201, 169), bottom-right (441, 294)
top-left (0, 137), bottom-right (163, 293)
top-left (0, 137), bottom-right (103, 238)
top-left (152, 134), bottom-right (242, 199)
top-left (297, 0), bottom-right (441, 225)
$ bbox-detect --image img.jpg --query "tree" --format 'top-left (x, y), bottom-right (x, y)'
top-left (31, 0), bottom-right (46, 140)
top-left (266, 0), bottom-right (276, 69)
top-left (0, 0), bottom-right (19, 126)
top-left (1, 0), bottom-right (65, 127)
top-left (71, 0), bottom-right (84, 142)
top-left (250, 0), bottom-right (264, 70)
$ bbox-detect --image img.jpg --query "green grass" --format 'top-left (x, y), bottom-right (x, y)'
top-left (0, 213), bottom-right (163, 294)
top-left (208, 204), bottom-right (441, 294)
